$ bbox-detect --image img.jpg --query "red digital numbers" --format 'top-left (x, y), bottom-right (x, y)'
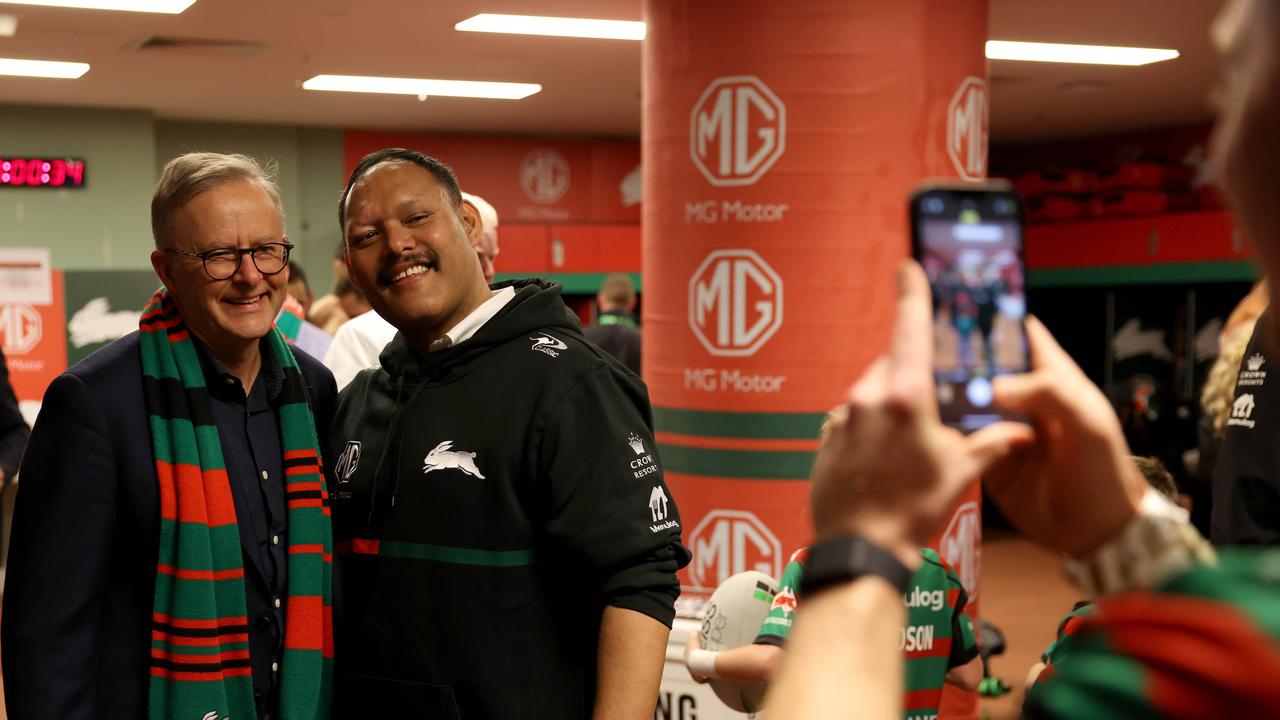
top-left (0, 158), bottom-right (86, 188)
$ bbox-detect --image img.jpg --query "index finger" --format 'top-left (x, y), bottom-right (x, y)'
top-left (888, 261), bottom-right (936, 414)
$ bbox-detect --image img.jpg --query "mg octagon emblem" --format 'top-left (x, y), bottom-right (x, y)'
top-left (939, 500), bottom-right (981, 599)
top-left (688, 249), bottom-right (783, 357)
top-left (0, 303), bottom-right (41, 355)
top-left (687, 509), bottom-right (782, 593)
top-left (520, 147), bottom-right (570, 204)
top-left (690, 75), bottom-right (786, 187)
top-left (947, 76), bottom-right (988, 181)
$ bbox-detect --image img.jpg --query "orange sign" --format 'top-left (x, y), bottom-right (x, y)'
top-left (3, 270), bottom-right (67, 409)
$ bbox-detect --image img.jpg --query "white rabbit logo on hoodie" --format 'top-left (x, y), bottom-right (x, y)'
top-left (422, 441), bottom-right (486, 479)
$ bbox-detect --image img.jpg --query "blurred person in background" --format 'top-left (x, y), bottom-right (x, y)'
top-left (584, 273), bottom-right (642, 375)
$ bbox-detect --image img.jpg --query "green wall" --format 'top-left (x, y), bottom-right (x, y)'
top-left (0, 104), bottom-right (344, 291)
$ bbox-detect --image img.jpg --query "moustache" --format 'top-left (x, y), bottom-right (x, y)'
top-left (378, 250), bottom-right (439, 286)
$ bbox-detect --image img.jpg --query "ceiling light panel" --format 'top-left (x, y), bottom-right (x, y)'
top-left (455, 13), bottom-right (645, 41)
top-left (0, 0), bottom-right (194, 13)
top-left (0, 57), bottom-right (89, 78)
top-left (986, 40), bottom-right (1179, 66)
top-left (302, 75), bottom-right (541, 100)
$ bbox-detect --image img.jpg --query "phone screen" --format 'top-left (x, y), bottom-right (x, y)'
top-left (911, 185), bottom-right (1029, 430)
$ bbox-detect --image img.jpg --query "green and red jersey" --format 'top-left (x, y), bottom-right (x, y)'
top-left (754, 547), bottom-right (978, 720)
top-left (1025, 548), bottom-right (1280, 719)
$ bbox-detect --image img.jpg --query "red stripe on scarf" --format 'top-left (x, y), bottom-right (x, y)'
top-left (152, 648), bottom-right (251, 664)
top-left (150, 666), bottom-right (253, 681)
top-left (153, 613), bottom-right (249, 629)
top-left (285, 448), bottom-right (318, 461)
top-left (284, 596), bottom-right (324, 651)
top-left (152, 629), bottom-right (250, 648)
top-left (155, 462), bottom-right (237, 526)
top-left (286, 482), bottom-right (323, 495)
top-left (288, 544), bottom-right (325, 555)
top-left (323, 604), bottom-right (334, 658)
top-left (157, 565), bottom-right (245, 581)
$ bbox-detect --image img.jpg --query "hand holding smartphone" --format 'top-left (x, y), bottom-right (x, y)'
top-left (910, 182), bottom-right (1030, 431)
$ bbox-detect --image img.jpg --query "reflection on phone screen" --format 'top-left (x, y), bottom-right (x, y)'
top-left (917, 194), bottom-right (1029, 430)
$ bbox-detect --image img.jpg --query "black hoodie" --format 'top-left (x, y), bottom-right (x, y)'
top-left (328, 279), bottom-right (690, 719)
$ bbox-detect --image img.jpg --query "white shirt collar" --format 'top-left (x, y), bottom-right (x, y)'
top-left (428, 286), bottom-right (517, 352)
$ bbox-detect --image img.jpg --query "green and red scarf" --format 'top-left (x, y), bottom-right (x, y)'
top-left (139, 288), bottom-right (332, 720)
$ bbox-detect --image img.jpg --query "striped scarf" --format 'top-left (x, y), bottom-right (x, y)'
top-left (140, 288), bottom-right (332, 720)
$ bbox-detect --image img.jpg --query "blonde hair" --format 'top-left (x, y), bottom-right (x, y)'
top-left (1202, 319), bottom-right (1256, 436)
top-left (152, 152), bottom-right (283, 248)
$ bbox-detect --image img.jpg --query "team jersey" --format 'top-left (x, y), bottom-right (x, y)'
top-left (1034, 601), bottom-right (1096, 684)
top-left (754, 547), bottom-right (979, 720)
top-left (1024, 548), bottom-right (1280, 720)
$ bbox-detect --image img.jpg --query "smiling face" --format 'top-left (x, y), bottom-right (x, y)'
top-left (150, 179), bottom-right (288, 360)
top-left (342, 160), bottom-right (491, 350)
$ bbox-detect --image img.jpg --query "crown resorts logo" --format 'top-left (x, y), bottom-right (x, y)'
top-left (1240, 353), bottom-right (1268, 388)
top-left (627, 433), bottom-right (645, 455)
top-left (1248, 354), bottom-right (1266, 372)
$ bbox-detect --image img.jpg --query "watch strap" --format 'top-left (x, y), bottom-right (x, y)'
top-left (800, 535), bottom-right (914, 597)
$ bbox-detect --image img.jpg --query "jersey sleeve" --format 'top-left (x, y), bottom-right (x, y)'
top-left (754, 549), bottom-right (807, 647)
top-left (945, 562), bottom-right (980, 668)
top-left (538, 362), bottom-right (691, 627)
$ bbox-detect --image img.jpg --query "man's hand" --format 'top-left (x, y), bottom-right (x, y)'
top-left (809, 262), bottom-right (1031, 565)
top-left (986, 316), bottom-right (1146, 557)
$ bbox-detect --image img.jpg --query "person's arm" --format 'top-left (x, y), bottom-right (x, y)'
top-left (767, 578), bottom-right (908, 720)
top-left (2, 372), bottom-right (116, 720)
top-left (684, 630), bottom-right (784, 685)
top-left (539, 363), bottom-right (690, 717)
top-left (946, 655), bottom-right (983, 691)
top-left (593, 606), bottom-right (670, 720)
top-left (0, 347), bottom-right (30, 481)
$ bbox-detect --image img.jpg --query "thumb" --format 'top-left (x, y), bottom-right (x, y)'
top-left (992, 373), bottom-right (1074, 421)
top-left (964, 421), bottom-right (1035, 476)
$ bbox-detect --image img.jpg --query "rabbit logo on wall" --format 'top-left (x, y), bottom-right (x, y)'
top-left (422, 441), bottom-right (486, 479)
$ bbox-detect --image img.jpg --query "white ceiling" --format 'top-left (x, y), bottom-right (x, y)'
top-left (0, 0), bottom-right (1226, 142)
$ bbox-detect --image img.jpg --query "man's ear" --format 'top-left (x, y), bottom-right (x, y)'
top-left (151, 249), bottom-right (175, 289)
top-left (459, 199), bottom-right (482, 248)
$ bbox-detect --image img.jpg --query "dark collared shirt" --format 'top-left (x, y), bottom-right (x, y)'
top-left (198, 341), bottom-right (288, 716)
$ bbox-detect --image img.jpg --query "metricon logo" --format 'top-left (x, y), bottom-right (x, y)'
top-left (520, 148), bottom-right (570, 204)
top-left (689, 249), bottom-right (783, 357)
top-left (947, 76), bottom-right (988, 181)
top-left (690, 75), bottom-right (786, 186)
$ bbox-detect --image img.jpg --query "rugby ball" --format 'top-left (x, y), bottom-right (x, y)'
top-left (700, 570), bottom-right (779, 713)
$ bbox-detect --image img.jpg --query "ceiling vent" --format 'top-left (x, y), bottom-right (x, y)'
top-left (126, 36), bottom-right (267, 59)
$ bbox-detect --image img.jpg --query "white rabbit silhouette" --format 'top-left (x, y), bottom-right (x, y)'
top-left (422, 441), bottom-right (486, 479)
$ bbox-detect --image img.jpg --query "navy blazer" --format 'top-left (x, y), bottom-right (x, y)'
top-left (1, 332), bottom-right (336, 720)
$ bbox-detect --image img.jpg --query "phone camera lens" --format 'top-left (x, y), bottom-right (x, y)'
top-left (923, 197), bottom-right (944, 214)
top-left (993, 199), bottom-right (1013, 215)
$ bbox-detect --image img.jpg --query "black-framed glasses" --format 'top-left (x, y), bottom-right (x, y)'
top-left (167, 242), bottom-right (294, 281)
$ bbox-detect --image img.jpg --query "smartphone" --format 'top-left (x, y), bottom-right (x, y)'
top-left (910, 182), bottom-right (1030, 431)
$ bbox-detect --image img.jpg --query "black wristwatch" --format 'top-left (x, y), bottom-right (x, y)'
top-left (800, 535), bottom-right (914, 597)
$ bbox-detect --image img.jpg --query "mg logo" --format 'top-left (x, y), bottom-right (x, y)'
top-left (939, 500), bottom-right (981, 599)
top-left (0, 303), bottom-right (40, 355)
top-left (520, 148), bottom-right (570, 204)
top-left (689, 249), bottom-right (783, 357)
top-left (688, 509), bottom-right (781, 593)
top-left (947, 76), bottom-right (988, 181)
top-left (690, 75), bottom-right (786, 187)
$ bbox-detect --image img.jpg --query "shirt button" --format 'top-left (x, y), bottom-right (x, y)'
top-left (272, 535), bottom-right (279, 545)
top-left (272, 662), bottom-right (279, 673)
top-left (274, 597), bottom-right (281, 609)
top-left (261, 470), bottom-right (269, 480)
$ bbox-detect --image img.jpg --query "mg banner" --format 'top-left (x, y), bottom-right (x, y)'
top-left (2, 270), bottom-right (66, 424)
top-left (643, 2), bottom-right (988, 716)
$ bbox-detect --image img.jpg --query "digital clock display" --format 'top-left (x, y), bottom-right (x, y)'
top-left (1, 157), bottom-right (86, 188)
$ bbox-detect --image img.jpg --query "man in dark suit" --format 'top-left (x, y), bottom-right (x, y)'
top-left (2, 153), bottom-right (336, 720)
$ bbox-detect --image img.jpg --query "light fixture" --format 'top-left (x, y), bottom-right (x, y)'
top-left (303, 74), bottom-right (541, 100)
top-left (986, 40), bottom-right (1179, 66)
top-left (0, 57), bottom-right (89, 79)
top-left (0, 0), bottom-right (194, 13)
top-left (455, 13), bottom-right (645, 41)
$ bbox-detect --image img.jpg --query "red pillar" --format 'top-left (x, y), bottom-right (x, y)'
top-left (643, 1), bottom-right (989, 715)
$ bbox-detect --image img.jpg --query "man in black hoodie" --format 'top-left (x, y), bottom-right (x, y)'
top-left (329, 148), bottom-right (690, 719)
